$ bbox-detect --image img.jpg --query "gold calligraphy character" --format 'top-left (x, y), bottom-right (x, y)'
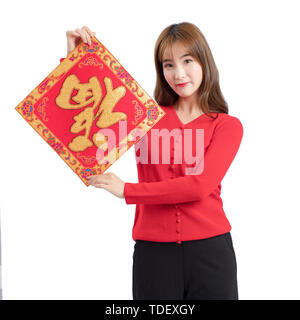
top-left (56, 74), bottom-right (127, 152)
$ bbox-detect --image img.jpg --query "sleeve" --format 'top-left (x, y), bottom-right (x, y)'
top-left (123, 117), bottom-right (244, 205)
top-left (60, 57), bottom-right (65, 63)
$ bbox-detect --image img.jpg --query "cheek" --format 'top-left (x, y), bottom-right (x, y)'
top-left (163, 70), bottom-right (173, 85)
top-left (196, 66), bottom-right (203, 80)
top-left (191, 69), bottom-right (203, 84)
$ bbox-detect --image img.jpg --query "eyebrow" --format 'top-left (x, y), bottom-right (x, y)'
top-left (162, 53), bottom-right (191, 63)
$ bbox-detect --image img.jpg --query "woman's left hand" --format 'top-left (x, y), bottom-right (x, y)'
top-left (86, 172), bottom-right (125, 199)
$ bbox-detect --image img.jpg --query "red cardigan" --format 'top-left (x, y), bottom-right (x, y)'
top-left (59, 57), bottom-right (244, 244)
top-left (124, 107), bottom-right (243, 243)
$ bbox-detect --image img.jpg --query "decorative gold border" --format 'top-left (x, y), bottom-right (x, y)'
top-left (15, 36), bottom-right (166, 186)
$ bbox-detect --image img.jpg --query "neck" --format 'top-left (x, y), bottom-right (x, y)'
top-left (175, 97), bottom-right (203, 115)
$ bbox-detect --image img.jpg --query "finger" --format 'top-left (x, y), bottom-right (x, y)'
top-left (66, 30), bottom-right (81, 39)
top-left (89, 176), bottom-right (108, 185)
top-left (86, 179), bottom-right (95, 186)
top-left (83, 26), bottom-right (94, 37)
top-left (72, 31), bottom-right (81, 37)
top-left (82, 28), bottom-right (91, 45)
top-left (94, 183), bottom-right (107, 189)
top-left (95, 179), bottom-right (109, 185)
top-left (82, 26), bottom-right (95, 43)
top-left (88, 30), bottom-right (95, 38)
top-left (88, 177), bottom-right (98, 184)
top-left (89, 181), bottom-right (99, 187)
top-left (76, 28), bottom-right (88, 44)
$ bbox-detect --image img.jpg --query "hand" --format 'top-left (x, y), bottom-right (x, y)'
top-left (86, 172), bottom-right (125, 199)
top-left (66, 25), bottom-right (95, 55)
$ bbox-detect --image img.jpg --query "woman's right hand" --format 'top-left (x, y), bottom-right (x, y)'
top-left (66, 26), bottom-right (96, 55)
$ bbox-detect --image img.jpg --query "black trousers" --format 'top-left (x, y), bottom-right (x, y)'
top-left (132, 232), bottom-right (238, 300)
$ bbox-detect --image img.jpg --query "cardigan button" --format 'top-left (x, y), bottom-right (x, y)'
top-left (177, 241), bottom-right (182, 244)
top-left (176, 229), bottom-right (180, 233)
top-left (176, 212), bottom-right (180, 216)
top-left (176, 219), bottom-right (181, 223)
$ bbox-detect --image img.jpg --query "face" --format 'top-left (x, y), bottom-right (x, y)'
top-left (162, 41), bottom-right (203, 100)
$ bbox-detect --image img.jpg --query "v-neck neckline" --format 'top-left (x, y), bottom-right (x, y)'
top-left (170, 105), bottom-right (208, 126)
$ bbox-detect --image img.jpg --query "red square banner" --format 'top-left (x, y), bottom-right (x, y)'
top-left (15, 36), bottom-right (166, 186)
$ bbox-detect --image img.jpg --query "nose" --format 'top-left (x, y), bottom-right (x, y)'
top-left (174, 65), bottom-right (186, 81)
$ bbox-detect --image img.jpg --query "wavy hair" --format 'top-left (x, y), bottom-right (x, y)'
top-left (153, 22), bottom-right (228, 119)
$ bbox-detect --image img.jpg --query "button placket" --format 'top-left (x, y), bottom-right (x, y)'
top-left (174, 205), bottom-right (181, 244)
top-left (169, 161), bottom-right (175, 179)
top-left (173, 126), bottom-right (184, 244)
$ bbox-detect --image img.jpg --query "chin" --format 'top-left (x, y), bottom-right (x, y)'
top-left (177, 91), bottom-right (194, 98)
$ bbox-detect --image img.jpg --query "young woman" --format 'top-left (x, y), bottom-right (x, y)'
top-left (62, 23), bottom-right (243, 300)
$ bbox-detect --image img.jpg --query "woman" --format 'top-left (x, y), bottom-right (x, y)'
top-left (62, 23), bottom-right (243, 300)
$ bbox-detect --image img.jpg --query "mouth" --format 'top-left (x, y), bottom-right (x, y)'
top-left (176, 82), bottom-right (190, 87)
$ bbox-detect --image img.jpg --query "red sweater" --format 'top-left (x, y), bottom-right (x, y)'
top-left (59, 57), bottom-right (244, 244)
top-left (124, 107), bottom-right (243, 243)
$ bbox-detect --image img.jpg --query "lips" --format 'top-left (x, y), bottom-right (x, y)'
top-left (176, 82), bottom-right (190, 87)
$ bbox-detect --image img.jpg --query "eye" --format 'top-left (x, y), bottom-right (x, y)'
top-left (164, 59), bottom-right (193, 68)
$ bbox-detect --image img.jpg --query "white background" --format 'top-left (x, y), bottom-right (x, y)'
top-left (0, 0), bottom-right (300, 300)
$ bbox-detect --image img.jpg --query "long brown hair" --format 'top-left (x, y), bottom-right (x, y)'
top-left (153, 22), bottom-right (228, 120)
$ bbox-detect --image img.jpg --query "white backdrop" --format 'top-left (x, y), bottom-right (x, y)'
top-left (0, 0), bottom-right (299, 300)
